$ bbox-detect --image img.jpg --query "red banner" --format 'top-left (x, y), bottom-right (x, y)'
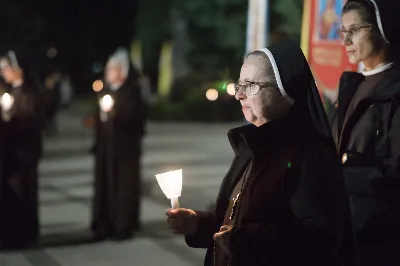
top-left (306, 0), bottom-right (358, 103)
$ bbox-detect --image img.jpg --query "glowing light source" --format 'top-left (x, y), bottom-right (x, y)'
top-left (99, 94), bottom-right (114, 112)
top-left (221, 82), bottom-right (227, 90)
top-left (155, 169), bottom-right (183, 209)
top-left (206, 89), bottom-right (218, 101)
top-left (92, 80), bottom-right (103, 92)
top-left (1, 93), bottom-right (14, 111)
top-left (227, 83), bottom-right (235, 96)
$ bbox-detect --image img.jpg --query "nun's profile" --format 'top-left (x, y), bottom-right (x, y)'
top-left (0, 50), bottom-right (44, 248)
top-left (331, 0), bottom-right (400, 265)
top-left (166, 40), bottom-right (356, 266)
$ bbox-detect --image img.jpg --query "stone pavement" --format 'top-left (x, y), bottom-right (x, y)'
top-left (0, 108), bottom-right (242, 266)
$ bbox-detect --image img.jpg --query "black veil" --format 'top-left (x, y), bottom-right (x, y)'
top-left (259, 40), bottom-right (334, 143)
top-left (366, 0), bottom-right (400, 46)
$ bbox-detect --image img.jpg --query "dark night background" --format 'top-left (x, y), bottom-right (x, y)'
top-left (0, 0), bottom-right (139, 93)
top-left (0, 0), bottom-right (303, 97)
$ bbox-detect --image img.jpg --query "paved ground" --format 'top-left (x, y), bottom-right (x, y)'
top-left (0, 106), bottom-right (242, 266)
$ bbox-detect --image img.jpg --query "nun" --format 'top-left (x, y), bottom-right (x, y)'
top-left (166, 40), bottom-right (356, 266)
top-left (0, 50), bottom-right (44, 248)
top-left (0, 79), bottom-right (6, 224)
top-left (331, 0), bottom-right (400, 265)
top-left (91, 48), bottom-right (146, 241)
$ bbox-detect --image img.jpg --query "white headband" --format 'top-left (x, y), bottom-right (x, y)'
top-left (7, 50), bottom-right (20, 70)
top-left (258, 48), bottom-right (295, 105)
top-left (0, 59), bottom-right (8, 69)
top-left (368, 0), bottom-right (389, 43)
top-left (107, 48), bottom-right (130, 78)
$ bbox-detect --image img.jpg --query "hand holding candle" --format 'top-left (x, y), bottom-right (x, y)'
top-left (155, 169), bottom-right (182, 209)
top-left (1, 93), bottom-right (14, 111)
top-left (99, 94), bottom-right (114, 112)
top-left (165, 208), bottom-right (198, 235)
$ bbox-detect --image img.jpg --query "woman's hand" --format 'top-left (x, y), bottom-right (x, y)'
top-left (213, 225), bottom-right (234, 256)
top-left (165, 208), bottom-right (198, 235)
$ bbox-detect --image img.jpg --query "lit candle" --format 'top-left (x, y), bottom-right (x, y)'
top-left (1, 93), bottom-right (14, 111)
top-left (155, 169), bottom-right (182, 209)
top-left (99, 94), bottom-right (114, 112)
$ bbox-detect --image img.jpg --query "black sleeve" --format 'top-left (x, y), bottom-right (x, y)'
top-left (112, 84), bottom-right (146, 133)
top-left (185, 211), bottom-right (216, 249)
top-left (11, 89), bottom-right (44, 128)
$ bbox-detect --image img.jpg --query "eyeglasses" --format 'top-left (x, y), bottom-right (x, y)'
top-left (337, 25), bottom-right (373, 40)
top-left (234, 81), bottom-right (277, 96)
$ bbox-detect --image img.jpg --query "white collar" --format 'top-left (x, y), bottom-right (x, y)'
top-left (109, 84), bottom-right (121, 91)
top-left (362, 62), bottom-right (394, 76)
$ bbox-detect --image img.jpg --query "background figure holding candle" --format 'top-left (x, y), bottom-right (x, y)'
top-left (166, 40), bottom-right (357, 266)
top-left (0, 50), bottom-right (44, 248)
top-left (0, 79), bottom-right (5, 224)
top-left (91, 48), bottom-right (146, 241)
top-left (330, 1), bottom-right (400, 265)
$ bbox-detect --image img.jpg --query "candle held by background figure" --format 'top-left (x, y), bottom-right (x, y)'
top-left (99, 94), bottom-right (114, 112)
top-left (99, 94), bottom-right (114, 122)
top-left (1, 93), bottom-right (14, 121)
top-left (155, 169), bottom-right (182, 209)
top-left (1, 93), bottom-right (14, 111)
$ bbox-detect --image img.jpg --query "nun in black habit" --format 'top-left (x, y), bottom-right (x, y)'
top-left (0, 50), bottom-right (44, 248)
top-left (91, 48), bottom-right (146, 241)
top-left (331, 0), bottom-right (400, 265)
top-left (166, 40), bottom-right (357, 266)
top-left (0, 80), bottom-right (6, 214)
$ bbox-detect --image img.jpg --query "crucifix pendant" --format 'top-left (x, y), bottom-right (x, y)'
top-left (230, 192), bottom-right (241, 220)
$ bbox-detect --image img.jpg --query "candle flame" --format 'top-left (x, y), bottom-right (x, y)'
top-left (1, 93), bottom-right (14, 110)
top-left (99, 94), bottom-right (114, 111)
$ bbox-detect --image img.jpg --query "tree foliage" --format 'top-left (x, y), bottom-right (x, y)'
top-left (137, 0), bottom-right (291, 82)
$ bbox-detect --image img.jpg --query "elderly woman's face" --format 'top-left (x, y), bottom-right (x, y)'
top-left (236, 57), bottom-right (290, 127)
top-left (0, 60), bottom-right (18, 84)
top-left (105, 61), bottom-right (122, 85)
top-left (341, 10), bottom-right (380, 65)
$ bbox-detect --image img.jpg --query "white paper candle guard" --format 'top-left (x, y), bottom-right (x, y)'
top-left (155, 169), bottom-right (182, 209)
